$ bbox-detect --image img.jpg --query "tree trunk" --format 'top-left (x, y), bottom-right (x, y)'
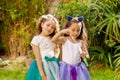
top-left (45, 0), bottom-right (60, 15)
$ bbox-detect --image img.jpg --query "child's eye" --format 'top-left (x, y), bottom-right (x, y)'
top-left (72, 29), bottom-right (75, 32)
top-left (47, 24), bottom-right (50, 26)
top-left (77, 30), bottom-right (80, 32)
top-left (52, 26), bottom-right (55, 29)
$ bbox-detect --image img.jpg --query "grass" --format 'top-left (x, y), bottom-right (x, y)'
top-left (0, 67), bottom-right (120, 80)
top-left (0, 69), bottom-right (27, 80)
top-left (90, 68), bottom-right (120, 80)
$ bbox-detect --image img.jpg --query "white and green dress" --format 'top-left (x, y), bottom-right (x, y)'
top-left (26, 35), bottom-right (59, 80)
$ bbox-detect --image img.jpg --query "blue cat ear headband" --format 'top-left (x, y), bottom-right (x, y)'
top-left (67, 16), bottom-right (73, 21)
top-left (78, 16), bottom-right (84, 22)
top-left (67, 16), bottom-right (84, 22)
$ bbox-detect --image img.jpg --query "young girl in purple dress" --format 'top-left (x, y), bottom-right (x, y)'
top-left (52, 16), bottom-right (92, 80)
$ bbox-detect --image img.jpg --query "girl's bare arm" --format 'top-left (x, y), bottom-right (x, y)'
top-left (31, 44), bottom-right (47, 79)
top-left (81, 40), bottom-right (90, 59)
top-left (52, 29), bottom-right (70, 44)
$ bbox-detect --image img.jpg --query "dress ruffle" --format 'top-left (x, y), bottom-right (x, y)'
top-left (60, 61), bottom-right (91, 80)
top-left (26, 56), bottom-right (59, 80)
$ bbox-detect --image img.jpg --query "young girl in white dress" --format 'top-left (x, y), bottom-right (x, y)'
top-left (26, 14), bottom-right (60, 80)
top-left (52, 16), bottom-right (91, 80)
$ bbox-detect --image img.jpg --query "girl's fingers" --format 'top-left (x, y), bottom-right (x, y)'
top-left (81, 53), bottom-right (86, 58)
top-left (65, 29), bottom-right (71, 34)
top-left (86, 55), bottom-right (90, 59)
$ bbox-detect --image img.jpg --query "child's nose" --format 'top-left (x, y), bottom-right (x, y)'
top-left (74, 31), bottom-right (78, 35)
top-left (48, 26), bottom-right (52, 30)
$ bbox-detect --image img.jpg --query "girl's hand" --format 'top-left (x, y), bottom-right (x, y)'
top-left (42, 75), bottom-right (47, 80)
top-left (81, 51), bottom-right (90, 59)
top-left (86, 54), bottom-right (90, 60)
top-left (61, 29), bottom-right (70, 35)
top-left (81, 53), bottom-right (86, 58)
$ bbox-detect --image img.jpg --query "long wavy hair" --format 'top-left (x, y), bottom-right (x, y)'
top-left (36, 14), bottom-right (59, 37)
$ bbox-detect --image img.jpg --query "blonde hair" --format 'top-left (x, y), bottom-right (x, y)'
top-left (36, 14), bottom-right (60, 36)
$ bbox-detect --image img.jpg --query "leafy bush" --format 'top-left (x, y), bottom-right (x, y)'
top-left (1, 0), bottom-right (45, 57)
top-left (113, 45), bottom-right (120, 71)
top-left (89, 46), bottom-right (113, 69)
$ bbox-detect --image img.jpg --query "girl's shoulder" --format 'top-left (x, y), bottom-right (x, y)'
top-left (32, 35), bottom-right (42, 40)
top-left (31, 35), bottom-right (51, 46)
top-left (33, 35), bottom-right (50, 39)
top-left (31, 35), bottom-right (42, 46)
top-left (31, 35), bottom-right (48, 43)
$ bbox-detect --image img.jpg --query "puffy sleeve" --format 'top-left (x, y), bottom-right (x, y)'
top-left (30, 36), bottom-right (41, 46)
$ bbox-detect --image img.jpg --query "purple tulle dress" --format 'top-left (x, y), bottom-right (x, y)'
top-left (60, 39), bottom-right (92, 80)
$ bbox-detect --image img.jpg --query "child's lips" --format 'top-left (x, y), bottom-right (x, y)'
top-left (73, 35), bottom-right (78, 38)
top-left (47, 30), bottom-right (51, 34)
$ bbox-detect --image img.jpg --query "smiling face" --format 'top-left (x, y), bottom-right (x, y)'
top-left (69, 23), bottom-right (82, 39)
top-left (41, 19), bottom-right (56, 36)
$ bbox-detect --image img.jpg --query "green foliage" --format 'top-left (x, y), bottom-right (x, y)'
top-left (95, 12), bottom-right (120, 42)
top-left (105, 40), bottom-right (116, 48)
top-left (89, 46), bottom-right (113, 69)
top-left (1, 0), bottom-right (46, 56)
top-left (0, 39), bottom-right (4, 51)
top-left (20, 61), bottom-right (27, 67)
top-left (56, 1), bottom-right (86, 27)
top-left (86, 0), bottom-right (120, 45)
top-left (99, 0), bottom-right (120, 12)
top-left (56, 0), bottom-right (120, 71)
top-left (113, 45), bottom-right (120, 71)
top-left (1, 0), bottom-right (120, 71)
